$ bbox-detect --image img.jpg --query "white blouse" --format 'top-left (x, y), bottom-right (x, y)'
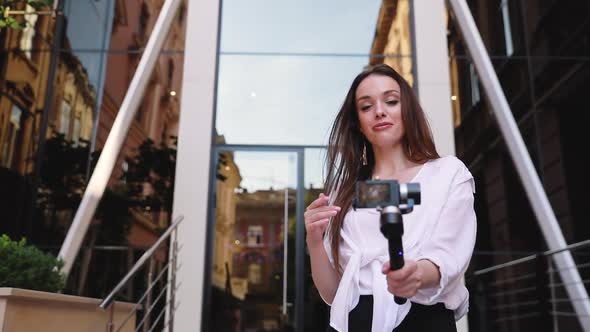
top-left (322, 156), bottom-right (477, 332)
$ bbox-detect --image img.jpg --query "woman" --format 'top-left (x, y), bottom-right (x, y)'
top-left (305, 64), bottom-right (476, 332)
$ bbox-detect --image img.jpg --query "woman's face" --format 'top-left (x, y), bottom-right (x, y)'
top-left (355, 74), bottom-right (404, 148)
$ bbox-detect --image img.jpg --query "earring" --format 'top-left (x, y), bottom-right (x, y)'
top-left (362, 143), bottom-right (368, 165)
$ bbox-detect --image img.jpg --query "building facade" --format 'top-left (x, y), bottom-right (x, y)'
top-left (0, 2), bottom-right (96, 240)
top-left (0, 0), bottom-right (188, 300)
top-left (447, 1), bottom-right (590, 331)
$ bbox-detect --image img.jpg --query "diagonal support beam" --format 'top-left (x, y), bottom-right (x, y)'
top-left (58, 0), bottom-right (183, 278)
top-left (447, 0), bottom-right (590, 330)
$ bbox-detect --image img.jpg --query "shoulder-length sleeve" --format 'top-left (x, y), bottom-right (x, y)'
top-left (414, 164), bottom-right (477, 304)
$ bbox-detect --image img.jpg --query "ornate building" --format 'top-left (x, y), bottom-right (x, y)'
top-left (0, 3), bottom-right (95, 239)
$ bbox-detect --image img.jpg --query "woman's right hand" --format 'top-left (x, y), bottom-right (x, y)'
top-left (304, 193), bottom-right (340, 247)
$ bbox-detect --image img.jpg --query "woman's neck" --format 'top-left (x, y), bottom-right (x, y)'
top-left (371, 143), bottom-right (416, 180)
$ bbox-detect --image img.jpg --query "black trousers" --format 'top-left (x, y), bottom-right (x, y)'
top-left (327, 295), bottom-right (457, 332)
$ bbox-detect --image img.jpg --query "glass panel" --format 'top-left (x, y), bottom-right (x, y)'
top-left (304, 148), bottom-right (327, 191)
top-left (216, 55), bottom-right (366, 146)
top-left (369, 0), bottom-right (414, 86)
top-left (220, 0), bottom-right (381, 54)
top-left (216, 1), bottom-right (415, 146)
top-left (63, 0), bottom-right (115, 91)
top-left (210, 150), bottom-right (298, 331)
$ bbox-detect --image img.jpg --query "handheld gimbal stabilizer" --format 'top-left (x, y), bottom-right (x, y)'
top-left (352, 180), bottom-right (421, 305)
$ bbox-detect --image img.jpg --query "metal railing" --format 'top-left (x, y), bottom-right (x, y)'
top-left (99, 215), bottom-right (183, 332)
top-left (468, 239), bottom-right (590, 332)
top-left (39, 244), bottom-right (160, 299)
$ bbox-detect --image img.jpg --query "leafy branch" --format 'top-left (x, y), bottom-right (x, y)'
top-left (0, 0), bottom-right (53, 29)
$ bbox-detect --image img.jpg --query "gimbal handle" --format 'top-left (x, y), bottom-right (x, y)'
top-left (388, 234), bottom-right (407, 305)
top-left (380, 207), bottom-right (407, 305)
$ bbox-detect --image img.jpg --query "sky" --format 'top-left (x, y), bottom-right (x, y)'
top-left (64, 0), bottom-right (114, 90)
top-left (216, 0), bottom-right (382, 191)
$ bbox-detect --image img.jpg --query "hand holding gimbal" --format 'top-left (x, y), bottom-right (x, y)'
top-left (353, 180), bottom-right (421, 305)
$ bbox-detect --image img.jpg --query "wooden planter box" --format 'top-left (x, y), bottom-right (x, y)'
top-left (0, 288), bottom-right (136, 332)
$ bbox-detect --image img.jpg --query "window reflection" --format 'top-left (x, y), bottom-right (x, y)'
top-left (220, 0), bottom-right (381, 54)
top-left (20, 5), bottom-right (38, 60)
top-left (1, 105), bottom-right (23, 169)
top-left (248, 263), bottom-right (262, 285)
top-left (59, 101), bottom-right (71, 135)
top-left (211, 149), bottom-right (297, 330)
top-left (369, 0), bottom-right (414, 86)
top-left (247, 225), bottom-right (264, 247)
top-left (216, 55), bottom-right (368, 146)
top-left (216, 0), bottom-right (415, 146)
top-left (0, 2), bottom-right (189, 316)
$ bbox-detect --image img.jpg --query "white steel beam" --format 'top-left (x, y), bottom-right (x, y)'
top-left (58, 0), bottom-right (183, 277)
top-left (447, 0), bottom-right (590, 330)
top-left (168, 0), bottom-right (220, 330)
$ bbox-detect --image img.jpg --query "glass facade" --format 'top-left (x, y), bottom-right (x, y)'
top-left (215, 0), bottom-right (414, 147)
top-left (216, 55), bottom-right (366, 146)
top-left (0, 1), bottom-right (188, 314)
top-left (208, 0), bottom-right (416, 330)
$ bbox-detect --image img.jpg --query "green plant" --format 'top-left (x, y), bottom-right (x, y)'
top-left (0, 234), bottom-right (65, 292)
top-left (0, 0), bottom-right (53, 29)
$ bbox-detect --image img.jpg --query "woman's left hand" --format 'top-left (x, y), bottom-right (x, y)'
top-left (382, 259), bottom-right (423, 299)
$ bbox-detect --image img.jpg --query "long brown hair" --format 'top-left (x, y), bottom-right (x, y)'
top-left (324, 64), bottom-right (439, 273)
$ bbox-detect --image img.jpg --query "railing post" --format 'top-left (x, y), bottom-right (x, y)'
top-left (144, 257), bottom-right (155, 332)
top-left (536, 254), bottom-right (552, 332)
top-left (127, 248), bottom-right (134, 300)
top-left (99, 216), bottom-right (183, 332)
top-left (168, 229), bottom-right (178, 331)
top-left (474, 276), bottom-right (489, 332)
top-left (548, 259), bottom-right (559, 331)
top-left (106, 303), bottom-right (115, 332)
